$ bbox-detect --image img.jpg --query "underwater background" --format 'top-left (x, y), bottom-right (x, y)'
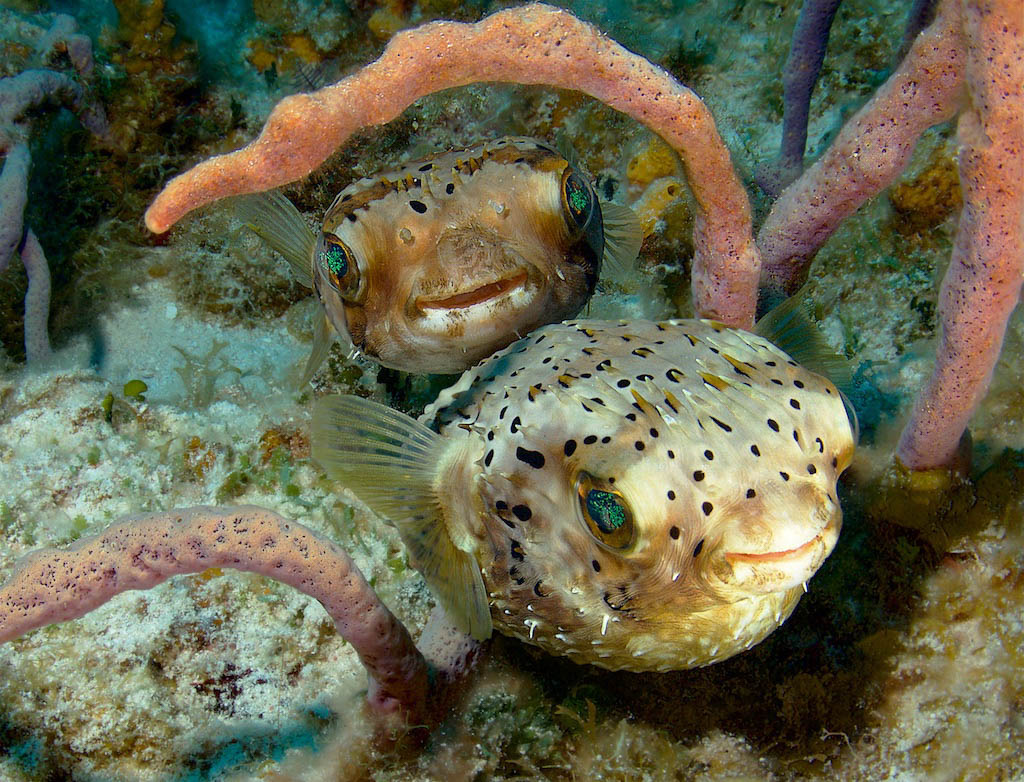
top-left (1, 0), bottom-right (1022, 780)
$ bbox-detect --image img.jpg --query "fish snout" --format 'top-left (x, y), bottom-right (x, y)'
top-left (720, 494), bottom-right (842, 595)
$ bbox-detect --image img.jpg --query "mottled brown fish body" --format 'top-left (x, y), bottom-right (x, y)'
top-left (315, 138), bottom-right (603, 373)
top-left (423, 319), bottom-right (855, 671)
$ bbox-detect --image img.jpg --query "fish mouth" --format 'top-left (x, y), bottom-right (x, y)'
top-left (415, 269), bottom-right (529, 311)
top-left (724, 514), bottom-right (839, 565)
top-left (724, 533), bottom-right (824, 564)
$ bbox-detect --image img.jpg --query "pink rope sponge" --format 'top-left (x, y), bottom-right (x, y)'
top-left (0, 505), bottom-right (478, 731)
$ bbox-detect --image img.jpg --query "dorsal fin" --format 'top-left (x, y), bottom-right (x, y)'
top-left (755, 293), bottom-right (859, 438)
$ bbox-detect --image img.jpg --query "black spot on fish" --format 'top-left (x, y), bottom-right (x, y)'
top-left (649, 428), bottom-right (659, 438)
top-left (601, 436), bottom-right (611, 444)
top-left (592, 559), bottom-right (601, 572)
top-left (496, 500), bottom-right (508, 510)
top-left (510, 541), bottom-right (524, 561)
top-left (746, 488), bottom-right (756, 498)
top-left (583, 435), bottom-right (598, 445)
top-left (418, 163), bottom-right (433, 172)
top-left (711, 417), bottom-right (732, 432)
top-left (693, 469), bottom-right (705, 482)
top-left (634, 441), bottom-right (645, 451)
top-left (702, 501), bottom-right (713, 515)
top-left (510, 415), bottom-right (522, 433)
top-left (704, 449), bottom-right (714, 460)
top-left (794, 379), bottom-right (805, 388)
top-left (484, 449), bottom-right (494, 466)
top-left (516, 447), bottom-right (545, 469)
top-left (780, 471), bottom-right (790, 481)
top-left (617, 379), bottom-right (630, 388)
top-left (533, 581), bottom-right (548, 597)
top-left (564, 439), bottom-right (577, 456)
top-left (445, 182), bottom-right (455, 194)
top-left (346, 213), bottom-right (357, 222)
top-left (512, 504), bottom-right (532, 521)
top-left (807, 464), bottom-right (817, 474)
top-left (750, 444), bottom-right (761, 456)
top-left (667, 490), bottom-right (676, 500)
top-left (767, 418), bottom-right (780, 432)
top-left (625, 413), bottom-right (637, 421)
top-left (667, 450), bottom-right (675, 459)
top-left (693, 539), bottom-right (704, 557)
top-left (793, 430), bottom-right (801, 442)
top-left (669, 525), bottom-right (680, 539)
top-left (816, 437), bottom-right (824, 453)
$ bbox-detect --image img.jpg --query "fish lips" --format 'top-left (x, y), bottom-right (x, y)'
top-left (722, 513), bottom-right (841, 595)
top-left (412, 267), bottom-right (534, 316)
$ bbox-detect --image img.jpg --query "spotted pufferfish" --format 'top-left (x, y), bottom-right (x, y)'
top-left (238, 137), bottom-right (641, 378)
top-left (312, 304), bottom-right (857, 671)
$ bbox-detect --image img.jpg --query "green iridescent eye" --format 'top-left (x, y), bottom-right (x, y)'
top-left (577, 472), bottom-right (634, 550)
top-left (316, 232), bottom-right (361, 300)
top-left (561, 169), bottom-right (596, 229)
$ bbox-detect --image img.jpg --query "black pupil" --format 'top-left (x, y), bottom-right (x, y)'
top-left (586, 489), bottom-right (625, 534)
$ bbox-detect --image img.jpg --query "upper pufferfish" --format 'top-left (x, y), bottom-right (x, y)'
top-left (312, 307), bottom-right (857, 672)
top-left (237, 137), bottom-right (640, 377)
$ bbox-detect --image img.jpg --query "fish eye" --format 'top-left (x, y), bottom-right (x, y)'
top-left (576, 471), bottom-right (635, 550)
top-left (316, 232), bottom-right (362, 301)
top-left (561, 169), bottom-right (598, 232)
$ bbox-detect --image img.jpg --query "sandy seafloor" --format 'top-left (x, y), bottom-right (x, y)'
top-left (1, 0), bottom-right (1023, 779)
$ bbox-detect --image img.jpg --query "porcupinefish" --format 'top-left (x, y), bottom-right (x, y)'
top-left (312, 303), bottom-right (857, 672)
top-left (238, 137), bottom-right (641, 378)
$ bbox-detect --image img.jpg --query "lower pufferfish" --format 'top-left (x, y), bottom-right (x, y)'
top-left (237, 137), bottom-right (640, 378)
top-left (312, 308), bottom-right (857, 672)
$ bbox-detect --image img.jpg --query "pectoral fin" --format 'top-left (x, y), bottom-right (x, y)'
top-left (312, 395), bottom-right (493, 640)
top-left (599, 200), bottom-right (644, 283)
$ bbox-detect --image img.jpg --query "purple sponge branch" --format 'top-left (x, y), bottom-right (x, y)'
top-left (0, 143), bottom-right (29, 268)
top-left (755, 0), bottom-right (843, 198)
top-left (0, 28), bottom-right (111, 361)
top-left (0, 143), bottom-right (52, 363)
top-left (0, 505), bottom-right (440, 725)
top-left (18, 228), bottom-right (51, 360)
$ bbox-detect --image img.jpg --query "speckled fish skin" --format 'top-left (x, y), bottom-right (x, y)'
top-left (422, 318), bottom-right (855, 671)
top-left (313, 137), bottom-right (604, 373)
